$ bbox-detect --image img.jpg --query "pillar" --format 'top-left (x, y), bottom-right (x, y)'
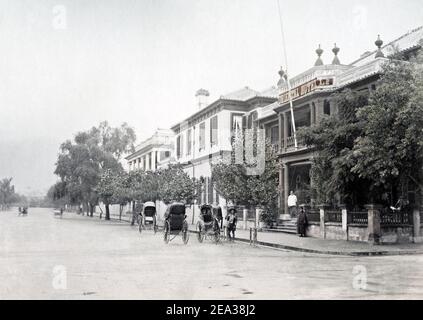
top-left (243, 208), bottom-right (248, 230)
top-left (413, 207), bottom-right (422, 243)
top-left (278, 159), bottom-right (284, 217)
top-left (366, 204), bottom-right (382, 245)
top-left (341, 205), bottom-right (348, 241)
top-left (151, 151), bottom-right (156, 171)
top-left (255, 207), bottom-right (263, 228)
top-left (281, 163), bottom-right (290, 220)
top-left (310, 103), bottom-right (316, 125)
top-left (283, 112), bottom-right (288, 151)
top-left (319, 204), bottom-right (328, 239)
top-left (278, 113), bottom-right (283, 153)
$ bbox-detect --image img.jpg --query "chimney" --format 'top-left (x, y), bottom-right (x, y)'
top-left (195, 89), bottom-right (210, 110)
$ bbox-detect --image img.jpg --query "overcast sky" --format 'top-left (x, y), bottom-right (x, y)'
top-left (0, 0), bottom-right (422, 196)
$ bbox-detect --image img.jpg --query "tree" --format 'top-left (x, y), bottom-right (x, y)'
top-left (351, 50), bottom-right (423, 204)
top-left (158, 164), bottom-right (197, 204)
top-left (54, 122), bottom-right (136, 218)
top-left (299, 89), bottom-right (370, 207)
top-left (0, 178), bottom-right (19, 210)
top-left (212, 163), bottom-right (249, 206)
top-left (97, 169), bottom-right (118, 220)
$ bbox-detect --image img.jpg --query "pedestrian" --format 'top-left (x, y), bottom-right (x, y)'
top-left (287, 191), bottom-right (298, 217)
top-left (297, 206), bottom-right (308, 237)
top-left (226, 207), bottom-right (238, 241)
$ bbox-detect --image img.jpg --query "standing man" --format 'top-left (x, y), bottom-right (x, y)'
top-left (297, 206), bottom-right (308, 237)
top-left (287, 191), bottom-right (298, 217)
top-left (226, 207), bottom-right (238, 241)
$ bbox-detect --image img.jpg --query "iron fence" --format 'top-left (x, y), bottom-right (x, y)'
top-left (380, 208), bottom-right (412, 225)
top-left (307, 209), bottom-right (320, 222)
top-left (326, 210), bottom-right (342, 223)
top-left (348, 211), bottom-right (368, 225)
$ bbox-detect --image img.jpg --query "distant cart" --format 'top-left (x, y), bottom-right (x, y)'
top-left (53, 208), bottom-right (63, 218)
top-left (138, 201), bottom-right (158, 234)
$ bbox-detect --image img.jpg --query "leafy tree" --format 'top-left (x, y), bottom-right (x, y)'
top-left (299, 89), bottom-right (370, 207)
top-left (0, 178), bottom-right (19, 210)
top-left (54, 122), bottom-right (136, 218)
top-left (211, 163), bottom-right (249, 206)
top-left (158, 164), bottom-right (197, 204)
top-left (351, 50), bottom-right (423, 204)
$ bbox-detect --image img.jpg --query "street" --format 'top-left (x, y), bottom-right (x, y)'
top-left (1, 208), bottom-right (423, 300)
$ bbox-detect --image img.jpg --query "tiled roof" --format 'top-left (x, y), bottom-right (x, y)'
top-left (221, 86), bottom-right (260, 101)
top-left (350, 26), bottom-right (423, 67)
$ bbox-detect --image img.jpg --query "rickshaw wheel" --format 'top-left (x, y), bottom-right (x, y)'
top-left (182, 221), bottom-right (189, 245)
top-left (196, 222), bottom-right (204, 243)
top-left (163, 221), bottom-right (170, 244)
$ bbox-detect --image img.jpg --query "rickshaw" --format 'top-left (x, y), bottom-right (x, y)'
top-left (53, 208), bottom-right (63, 218)
top-left (138, 201), bottom-right (158, 233)
top-left (197, 204), bottom-right (220, 243)
top-left (212, 205), bottom-right (223, 229)
top-left (163, 202), bottom-right (189, 244)
top-left (19, 206), bottom-right (28, 216)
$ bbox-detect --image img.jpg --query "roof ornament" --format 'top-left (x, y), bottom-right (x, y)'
top-left (314, 44), bottom-right (324, 66)
top-left (277, 66), bottom-right (288, 87)
top-left (375, 35), bottom-right (385, 58)
top-left (332, 43), bottom-right (341, 65)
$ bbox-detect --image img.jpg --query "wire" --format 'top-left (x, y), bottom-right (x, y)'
top-left (276, 0), bottom-right (298, 149)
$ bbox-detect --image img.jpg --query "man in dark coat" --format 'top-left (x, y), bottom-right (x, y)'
top-left (297, 206), bottom-right (308, 237)
top-left (226, 207), bottom-right (238, 241)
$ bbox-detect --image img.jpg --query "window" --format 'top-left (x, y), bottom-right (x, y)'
top-left (186, 129), bottom-right (192, 155)
top-left (324, 100), bottom-right (331, 115)
top-left (199, 122), bottom-right (205, 150)
top-left (210, 116), bottom-right (218, 146)
top-left (271, 125), bottom-right (279, 146)
top-left (176, 135), bottom-right (181, 158)
top-left (160, 150), bottom-right (170, 160)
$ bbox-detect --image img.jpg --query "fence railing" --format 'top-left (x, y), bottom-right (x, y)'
top-left (348, 211), bottom-right (368, 225)
top-left (307, 209), bottom-right (320, 223)
top-left (326, 210), bottom-right (342, 223)
top-left (380, 208), bottom-right (412, 226)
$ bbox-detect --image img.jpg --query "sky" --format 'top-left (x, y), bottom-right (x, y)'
top-left (0, 0), bottom-right (422, 196)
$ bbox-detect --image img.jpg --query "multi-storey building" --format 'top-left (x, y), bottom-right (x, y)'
top-left (171, 86), bottom-right (278, 222)
top-left (126, 128), bottom-right (174, 172)
top-left (256, 27), bottom-right (423, 218)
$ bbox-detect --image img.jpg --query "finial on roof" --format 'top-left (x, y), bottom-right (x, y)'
top-left (332, 43), bottom-right (341, 65)
top-left (375, 35), bottom-right (385, 58)
top-left (277, 66), bottom-right (288, 88)
top-left (315, 44), bottom-right (324, 66)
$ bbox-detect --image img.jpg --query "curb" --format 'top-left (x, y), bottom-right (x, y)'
top-left (92, 214), bottom-right (423, 257)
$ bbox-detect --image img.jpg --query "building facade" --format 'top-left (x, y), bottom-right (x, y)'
top-left (257, 27), bottom-right (423, 219)
top-left (126, 128), bottom-right (174, 172)
top-left (171, 87), bottom-right (278, 223)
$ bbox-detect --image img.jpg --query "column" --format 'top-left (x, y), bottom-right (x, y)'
top-left (278, 159), bottom-right (284, 217)
top-left (278, 113), bottom-right (283, 153)
top-left (366, 204), bottom-right (381, 245)
top-left (281, 163), bottom-right (290, 220)
top-left (151, 150), bottom-right (156, 171)
top-left (243, 208), bottom-right (248, 230)
top-left (319, 205), bottom-right (327, 239)
top-left (341, 205), bottom-right (348, 241)
top-left (413, 207), bottom-right (421, 243)
top-left (310, 103), bottom-right (316, 125)
top-left (283, 112), bottom-right (288, 151)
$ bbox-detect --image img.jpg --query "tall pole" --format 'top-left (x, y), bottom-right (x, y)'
top-left (277, 0), bottom-right (298, 149)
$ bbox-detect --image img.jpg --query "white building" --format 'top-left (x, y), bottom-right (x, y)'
top-left (171, 87), bottom-right (278, 223)
top-left (125, 128), bottom-right (174, 172)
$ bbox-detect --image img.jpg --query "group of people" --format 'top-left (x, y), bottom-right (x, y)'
top-left (198, 205), bottom-right (238, 241)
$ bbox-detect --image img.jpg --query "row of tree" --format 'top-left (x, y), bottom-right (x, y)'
top-left (299, 47), bottom-right (423, 208)
top-left (0, 177), bottom-right (24, 210)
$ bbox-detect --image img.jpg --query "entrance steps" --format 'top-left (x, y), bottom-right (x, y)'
top-left (262, 218), bottom-right (298, 234)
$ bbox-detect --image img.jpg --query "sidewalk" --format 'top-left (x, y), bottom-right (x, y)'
top-left (91, 211), bottom-right (423, 256)
top-left (230, 228), bottom-right (423, 256)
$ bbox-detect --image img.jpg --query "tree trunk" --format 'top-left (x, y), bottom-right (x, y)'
top-left (89, 203), bottom-right (94, 217)
top-left (119, 204), bottom-right (123, 221)
top-left (105, 203), bottom-right (110, 220)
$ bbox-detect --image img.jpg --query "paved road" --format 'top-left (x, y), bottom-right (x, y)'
top-left (1, 208), bottom-right (423, 300)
